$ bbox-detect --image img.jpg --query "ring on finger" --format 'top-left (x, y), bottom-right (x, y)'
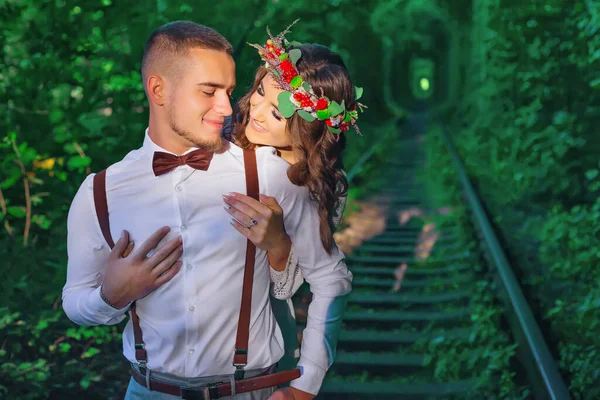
top-left (249, 218), bottom-right (258, 227)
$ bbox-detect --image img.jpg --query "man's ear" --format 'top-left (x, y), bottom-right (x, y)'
top-left (147, 75), bottom-right (166, 106)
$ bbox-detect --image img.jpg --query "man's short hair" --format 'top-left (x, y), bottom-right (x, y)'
top-left (142, 21), bottom-right (233, 89)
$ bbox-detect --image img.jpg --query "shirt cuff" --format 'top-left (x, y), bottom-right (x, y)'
top-left (269, 245), bottom-right (298, 299)
top-left (289, 356), bottom-right (327, 396)
top-left (89, 286), bottom-right (130, 322)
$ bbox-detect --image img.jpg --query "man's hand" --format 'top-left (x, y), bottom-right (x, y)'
top-left (268, 387), bottom-right (314, 400)
top-left (100, 227), bottom-right (183, 308)
top-left (223, 192), bottom-right (292, 270)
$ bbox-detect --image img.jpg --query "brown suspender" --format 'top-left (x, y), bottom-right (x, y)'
top-left (92, 149), bottom-right (260, 377)
top-left (93, 169), bottom-right (148, 365)
top-left (233, 148), bottom-right (259, 378)
top-left (93, 169), bottom-right (114, 248)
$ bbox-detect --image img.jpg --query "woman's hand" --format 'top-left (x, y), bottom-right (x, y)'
top-left (223, 192), bottom-right (291, 270)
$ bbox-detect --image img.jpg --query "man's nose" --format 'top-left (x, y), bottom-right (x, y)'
top-left (214, 93), bottom-right (233, 117)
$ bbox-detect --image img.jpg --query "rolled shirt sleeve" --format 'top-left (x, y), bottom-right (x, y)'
top-left (62, 173), bottom-right (130, 326)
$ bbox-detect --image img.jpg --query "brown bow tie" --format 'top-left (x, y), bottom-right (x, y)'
top-left (152, 149), bottom-right (214, 176)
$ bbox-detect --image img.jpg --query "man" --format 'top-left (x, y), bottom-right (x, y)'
top-left (62, 21), bottom-right (351, 399)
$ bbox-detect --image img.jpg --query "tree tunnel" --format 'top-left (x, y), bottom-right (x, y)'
top-left (376, 3), bottom-right (463, 119)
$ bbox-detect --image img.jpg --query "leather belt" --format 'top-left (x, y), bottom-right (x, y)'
top-left (131, 366), bottom-right (301, 399)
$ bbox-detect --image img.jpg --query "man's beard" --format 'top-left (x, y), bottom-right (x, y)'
top-left (168, 108), bottom-right (224, 152)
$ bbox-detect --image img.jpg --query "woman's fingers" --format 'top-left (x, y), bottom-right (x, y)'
top-left (258, 194), bottom-right (283, 213)
top-left (224, 193), bottom-right (272, 218)
top-left (133, 226), bottom-right (171, 261)
top-left (224, 203), bottom-right (261, 229)
top-left (229, 218), bottom-right (253, 239)
top-left (151, 243), bottom-right (184, 277)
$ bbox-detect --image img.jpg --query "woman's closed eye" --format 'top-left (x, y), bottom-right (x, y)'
top-left (257, 85), bottom-right (265, 96)
top-left (272, 110), bottom-right (282, 121)
top-left (202, 91), bottom-right (215, 97)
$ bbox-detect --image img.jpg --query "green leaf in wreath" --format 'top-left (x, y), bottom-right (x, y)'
top-left (277, 92), bottom-right (296, 118)
top-left (301, 82), bottom-right (312, 93)
top-left (329, 100), bottom-right (344, 117)
top-left (355, 86), bottom-right (363, 100)
top-left (327, 126), bottom-right (341, 134)
top-left (297, 110), bottom-right (316, 122)
top-left (288, 49), bottom-right (302, 66)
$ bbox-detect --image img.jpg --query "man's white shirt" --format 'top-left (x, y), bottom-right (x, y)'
top-left (62, 130), bottom-right (352, 394)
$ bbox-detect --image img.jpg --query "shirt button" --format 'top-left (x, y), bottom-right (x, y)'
top-left (176, 186), bottom-right (183, 192)
top-left (186, 264), bottom-right (192, 270)
top-left (189, 305), bottom-right (195, 311)
top-left (189, 348), bottom-right (195, 355)
top-left (180, 225), bottom-right (187, 231)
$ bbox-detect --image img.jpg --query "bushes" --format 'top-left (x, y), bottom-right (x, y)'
top-left (1, 306), bottom-right (129, 399)
top-left (443, 0), bottom-right (600, 397)
top-left (538, 201), bottom-right (600, 396)
top-left (1, 1), bottom-right (389, 398)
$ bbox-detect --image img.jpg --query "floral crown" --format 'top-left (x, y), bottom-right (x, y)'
top-left (249, 20), bottom-right (366, 135)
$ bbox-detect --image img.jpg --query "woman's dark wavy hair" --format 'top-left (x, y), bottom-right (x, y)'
top-left (234, 44), bottom-right (354, 254)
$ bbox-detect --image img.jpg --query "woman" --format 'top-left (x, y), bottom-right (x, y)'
top-left (115, 25), bottom-right (362, 379)
top-left (221, 28), bottom-right (363, 372)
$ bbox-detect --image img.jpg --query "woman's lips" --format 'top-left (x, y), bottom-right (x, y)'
top-left (251, 118), bottom-right (268, 133)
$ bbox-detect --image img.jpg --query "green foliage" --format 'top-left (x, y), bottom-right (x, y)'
top-left (416, 125), bottom-right (529, 398)
top-left (442, 0), bottom-right (600, 397)
top-left (537, 200), bottom-right (600, 396)
top-left (3, 0), bottom-right (597, 397)
top-left (420, 281), bottom-right (530, 400)
top-left (0, 306), bottom-right (128, 399)
top-left (370, 0), bottom-right (449, 50)
top-left (345, 120), bottom-right (401, 201)
top-left (0, 1), bottom-right (391, 398)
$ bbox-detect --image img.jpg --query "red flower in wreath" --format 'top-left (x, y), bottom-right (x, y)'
top-left (315, 98), bottom-right (328, 111)
top-left (280, 60), bottom-right (294, 72)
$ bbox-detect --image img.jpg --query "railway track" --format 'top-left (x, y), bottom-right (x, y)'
top-left (304, 122), bottom-right (571, 399)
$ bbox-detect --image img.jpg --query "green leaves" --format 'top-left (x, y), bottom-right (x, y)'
top-left (355, 86), bottom-right (363, 100)
top-left (288, 48), bottom-right (301, 66)
top-left (329, 100), bottom-right (345, 117)
top-left (276, 91), bottom-right (296, 118)
top-left (77, 113), bottom-right (108, 135)
top-left (7, 207), bottom-right (26, 218)
top-left (67, 155), bottom-right (91, 171)
top-left (297, 110), bottom-right (316, 122)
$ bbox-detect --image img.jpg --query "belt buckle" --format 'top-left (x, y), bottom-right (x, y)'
top-left (180, 383), bottom-right (221, 400)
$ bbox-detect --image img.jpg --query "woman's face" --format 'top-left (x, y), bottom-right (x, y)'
top-left (244, 74), bottom-right (291, 148)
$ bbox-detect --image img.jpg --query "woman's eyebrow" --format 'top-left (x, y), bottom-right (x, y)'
top-left (261, 81), bottom-right (278, 109)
